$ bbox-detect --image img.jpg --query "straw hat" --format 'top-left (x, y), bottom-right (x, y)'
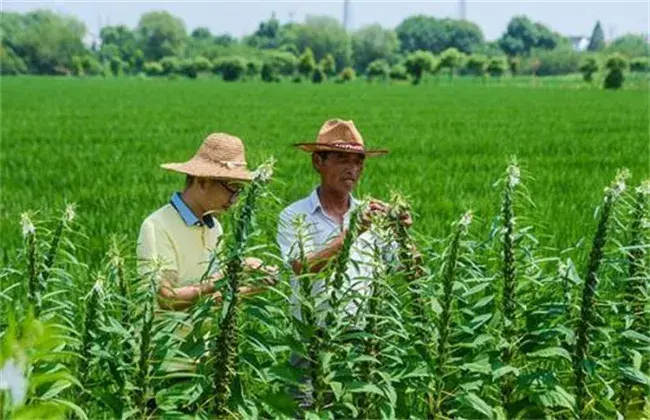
top-left (293, 119), bottom-right (388, 157)
top-left (161, 133), bottom-right (253, 181)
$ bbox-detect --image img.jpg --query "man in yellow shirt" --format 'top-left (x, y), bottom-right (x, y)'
top-left (137, 132), bottom-right (276, 311)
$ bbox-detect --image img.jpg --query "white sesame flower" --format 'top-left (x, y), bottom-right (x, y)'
top-left (607, 169), bottom-right (630, 200)
top-left (558, 261), bottom-right (568, 278)
top-left (459, 211), bottom-right (473, 228)
top-left (64, 204), bottom-right (77, 223)
top-left (252, 157), bottom-right (276, 182)
top-left (91, 276), bottom-right (104, 295)
top-left (0, 359), bottom-right (27, 406)
top-left (636, 180), bottom-right (650, 196)
top-left (20, 213), bottom-right (35, 238)
top-left (507, 164), bottom-right (520, 188)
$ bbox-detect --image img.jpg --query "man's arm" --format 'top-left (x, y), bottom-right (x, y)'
top-left (158, 269), bottom-right (275, 311)
top-left (289, 230), bottom-right (346, 274)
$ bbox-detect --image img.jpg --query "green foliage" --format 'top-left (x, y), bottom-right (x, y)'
top-left (351, 24), bottom-right (400, 72)
top-left (499, 15), bottom-right (561, 56)
top-left (194, 55), bottom-right (211, 73)
top-left (319, 53), bottom-right (336, 77)
top-left (587, 21), bottom-right (606, 52)
top-left (160, 56), bottom-right (180, 75)
top-left (389, 63), bottom-right (408, 80)
top-left (311, 66), bottom-right (324, 83)
top-left (396, 15), bottom-right (484, 54)
top-left (404, 50), bottom-right (435, 84)
top-left (487, 56), bottom-right (508, 77)
top-left (262, 51), bottom-right (298, 77)
top-left (297, 47), bottom-right (316, 78)
top-left (0, 10), bottom-right (86, 74)
top-left (214, 56), bottom-right (247, 81)
top-left (0, 45), bottom-right (28, 75)
top-left (293, 16), bottom-right (351, 71)
top-left (366, 59), bottom-right (390, 81)
top-left (579, 56), bottom-right (600, 82)
top-left (630, 57), bottom-right (649, 73)
top-left (143, 61), bottom-right (163, 76)
top-left (337, 66), bottom-right (356, 83)
top-left (438, 47), bottom-right (464, 78)
top-left (136, 11), bottom-right (186, 61)
top-left (527, 46), bottom-right (581, 76)
top-left (464, 54), bottom-right (487, 76)
top-left (245, 59), bottom-right (262, 78)
top-left (604, 53), bottom-right (628, 90)
top-left (606, 34), bottom-right (650, 58)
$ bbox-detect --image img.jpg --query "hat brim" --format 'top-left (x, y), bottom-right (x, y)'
top-left (161, 158), bottom-right (253, 181)
top-left (293, 143), bottom-right (389, 157)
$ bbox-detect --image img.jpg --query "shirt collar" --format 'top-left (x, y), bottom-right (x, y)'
top-left (170, 192), bottom-right (216, 229)
top-left (307, 186), bottom-right (358, 215)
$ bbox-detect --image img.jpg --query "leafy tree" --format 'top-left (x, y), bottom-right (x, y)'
top-left (630, 57), bottom-right (649, 72)
top-left (160, 56), bottom-right (181, 75)
top-left (498, 16), bottom-right (560, 56)
top-left (100, 25), bottom-right (137, 65)
top-left (587, 21), bottom-right (605, 52)
top-left (351, 24), bottom-right (399, 72)
top-left (337, 66), bottom-right (356, 83)
top-left (389, 63), bottom-right (408, 80)
top-left (312, 66), bottom-right (324, 83)
top-left (604, 53), bottom-right (628, 89)
top-left (464, 54), bottom-right (487, 76)
top-left (143, 61), bottom-right (163, 76)
top-left (396, 15), bottom-right (484, 54)
top-left (293, 16), bottom-right (351, 70)
top-left (508, 56), bottom-right (520, 75)
top-left (217, 57), bottom-right (246, 81)
top-left (487, 56), bottom-right (507, 77)
top-left (109, 56), bottom-right (124, 76)
top-left (579, 56), bottom-right (599, 82)
top-left (298, 47), bottom-right (316, 78)
top-left (529, 46), bottom-right (581, 76)
top-left (438, 47), bottom-right (464, 78)
top-left (261, 62), bottom-right (279, 82)
top-left (136, 11), bottom-right (186, 61)
top-left (2, 10), bottom-right (86, 74)
top-left (81, 55), bottom-right (103, 75)
top-left (606, 34), bottom-right (650, 58)
top-left (190, 27), bottom-right (212, 40)
top-left (0, 45), bottom-right (28, 74)
top-left (366, 59), bottom-right (390, 81)
top-left (194, 56), bottom-right (211, 73)
top-left (404, 50), bottom-right (435, 84)
top-left (263, 51), bottom-right (298, 76)
top-left (246, 59), bottom-right (262, 78)
top-left (180, 58), bottom-right (198, 78)
top-left (319, 53), bottom-right (336, 77)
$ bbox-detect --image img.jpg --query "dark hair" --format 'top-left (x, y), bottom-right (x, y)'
top-left (185, 175), bottom-right (195, 188)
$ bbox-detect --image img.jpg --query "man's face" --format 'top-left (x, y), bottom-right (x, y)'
top-left (195, 178), bottom-right (242, 214)
top-left (313, 152), bottom-right (366, 194)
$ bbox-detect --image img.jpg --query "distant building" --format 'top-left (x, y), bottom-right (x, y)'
top-left (568, 36), bottom-right (590, 51)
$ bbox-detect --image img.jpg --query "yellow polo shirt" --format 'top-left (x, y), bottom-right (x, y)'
top-left (136, 203), bottom-right (223, 287)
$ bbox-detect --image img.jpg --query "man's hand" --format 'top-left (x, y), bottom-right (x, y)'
top-left (243, 257), bottom-right (279, 286)
top-left (359, 199), bottom-right (389, 233)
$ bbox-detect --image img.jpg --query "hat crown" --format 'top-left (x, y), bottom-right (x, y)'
top-left (196, 133), bottom-right (247, 165)
top-left (317, 119), bottom-right (365, 146)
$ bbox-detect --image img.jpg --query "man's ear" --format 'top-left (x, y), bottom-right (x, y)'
top-left (312, 153), bottom-right (322, 173)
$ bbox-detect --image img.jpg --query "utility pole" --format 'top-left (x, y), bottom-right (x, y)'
top-left (343, 0), bottom-right (350, 30)
top-left (459, 0), bottom-right (467, 20)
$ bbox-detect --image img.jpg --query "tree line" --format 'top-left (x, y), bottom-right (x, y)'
top-left (1, 10), bottom-right (648, 88)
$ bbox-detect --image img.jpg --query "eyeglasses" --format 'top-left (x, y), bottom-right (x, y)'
top-left (220, 181), bottom-right (243, 201)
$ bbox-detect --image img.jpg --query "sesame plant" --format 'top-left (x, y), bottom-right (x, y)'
top-left (1, 162), bottom-right (648, 420)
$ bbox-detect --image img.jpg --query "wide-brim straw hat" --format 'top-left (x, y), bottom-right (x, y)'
top-left (161, 133), bottom-right (253, 181)
top-left (293, 119), bottom-right (389, 157)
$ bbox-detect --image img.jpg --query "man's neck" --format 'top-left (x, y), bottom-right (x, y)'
top-left (318, 185), bottom-right (350, 224)
top-left (181, 189), bottom-right (205, 221)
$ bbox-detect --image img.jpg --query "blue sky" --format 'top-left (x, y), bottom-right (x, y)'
top-left (3, 1), bottom-right (648, 41)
